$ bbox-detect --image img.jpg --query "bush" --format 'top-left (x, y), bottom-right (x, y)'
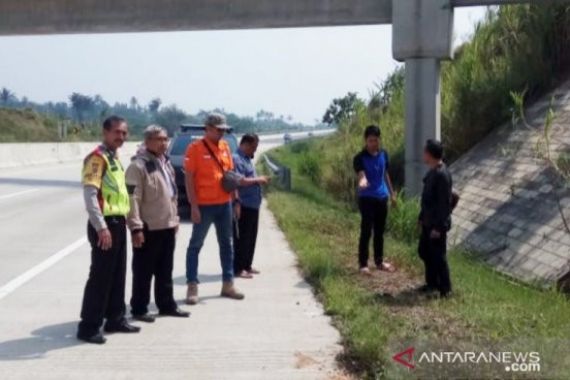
top-left (442, 5), bottom-right (570, 160)
top-left (387, 195), bottom-right (421, 245)
top-left (290, 140), bottom-right (311, 154)
top-left (299, 151), bottom-right (321, 183)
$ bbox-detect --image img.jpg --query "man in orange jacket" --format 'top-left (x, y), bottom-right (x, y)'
top-left (183, 113), bottom-right (244, 305)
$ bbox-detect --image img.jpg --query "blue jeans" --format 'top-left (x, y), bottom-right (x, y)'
top-left (186, 202), bottom-right (234, 283)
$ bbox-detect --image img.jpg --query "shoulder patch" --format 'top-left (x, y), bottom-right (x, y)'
top-left (82, 154), bottom-right (106, 188)
top-left (145, 160), bottom-right (157, 174)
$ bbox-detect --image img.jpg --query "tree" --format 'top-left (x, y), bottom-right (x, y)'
top-left (53, 102), bottom-right (69, 119)
top-left (368, 67), bottom-right (405, 113)
top-left (69, 92), bottom-right (95, 122)
top-left (92, 94), bottom-right (110, 120)
top-left (148, 98), bottom-right (162, 114)
top-left (154, 105), bottom-right (188, 135)
top-left (0, 88), bottom-right (316, 139)
top-left (322, 92), bottom-right (362, 125)
top-left (0, 87), bottom-right (16, 106)
top-left (130, 96), bottom-right (139, 110)
top-left (256, 110), bottom-right (274, 121)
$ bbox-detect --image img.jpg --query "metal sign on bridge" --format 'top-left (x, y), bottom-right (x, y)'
top-left (0, 0), bottom-right (558, 194)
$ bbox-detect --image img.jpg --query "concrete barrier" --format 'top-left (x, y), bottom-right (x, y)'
top-left (0, 130), bottom-right (335, 170)
top-left (0, 142), bottom-right (141, 169)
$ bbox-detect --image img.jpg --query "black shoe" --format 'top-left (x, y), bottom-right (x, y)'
top-left (77, 332), bottom-right (106, 344)
top-left (104, 322), bottom-right (141, 333)
top-left (132, 314), bottom-right (155, 323)
top-left (426, 290), bottom-right (453, 300)
top-left (416, 284), bottom-right (437, 293)
top-left (440, 291), bottom-right (453, 299)
top-left (159, 308), bottom-right (190, 318)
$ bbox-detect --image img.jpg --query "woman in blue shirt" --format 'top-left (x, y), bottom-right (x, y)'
top-left (353, 125), bottom-right (397, 275)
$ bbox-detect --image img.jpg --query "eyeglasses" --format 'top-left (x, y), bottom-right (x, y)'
top-left (152, 137), bottom-right (170, 142)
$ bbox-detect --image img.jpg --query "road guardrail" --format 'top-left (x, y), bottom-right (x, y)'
top-left (262, 154), bottom-right (291, 191)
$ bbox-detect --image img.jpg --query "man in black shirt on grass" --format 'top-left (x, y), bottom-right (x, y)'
top-left (417, 139), bottom-right (453, 298)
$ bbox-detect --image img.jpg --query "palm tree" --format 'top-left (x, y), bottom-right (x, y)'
top-left (130, 96), bottom-right (139, 110)
top-left (0, 87), bottom-right (16, 106)
top-left (148, 98), bottom-right (162, 114)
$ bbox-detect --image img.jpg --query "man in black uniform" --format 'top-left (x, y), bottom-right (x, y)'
top-left (417, 139), bottom-right (453, 298)
top-left (77, 116), bottom-right (140, 344)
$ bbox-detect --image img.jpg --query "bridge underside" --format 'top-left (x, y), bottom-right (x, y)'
top-left (0, 0), bottom-right (392, 36)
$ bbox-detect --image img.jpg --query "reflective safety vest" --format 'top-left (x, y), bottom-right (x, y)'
top-left (83, 147), bottom-right (130, 216)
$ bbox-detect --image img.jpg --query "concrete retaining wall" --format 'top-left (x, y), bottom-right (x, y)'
top-left (450, 78), bottom-right (570, 288)
top-left (0, 142), bottom-right (140, 169)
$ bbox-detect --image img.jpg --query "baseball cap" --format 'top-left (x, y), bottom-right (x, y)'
top-left (205, 113), bottom-right (230, 130)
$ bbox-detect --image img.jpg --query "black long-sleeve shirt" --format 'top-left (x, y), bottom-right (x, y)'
top-left (419, 163), bottom-right (453, 232)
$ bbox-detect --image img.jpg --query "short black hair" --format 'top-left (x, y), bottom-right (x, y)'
top-left (425, 139), bottom-right (444, 160)
top-left (364, 125), bottom-right (381, 139)
top-left (103, 115), bottom-right (126, 131)
top-left (240, 133), bottom-right (258, 145)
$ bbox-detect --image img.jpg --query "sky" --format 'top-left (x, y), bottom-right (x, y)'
top-left (0, 7), bottom-right (488, 124)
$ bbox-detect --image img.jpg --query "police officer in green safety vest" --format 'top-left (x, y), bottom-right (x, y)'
top-left (77, 115), bottom-right (141, 344)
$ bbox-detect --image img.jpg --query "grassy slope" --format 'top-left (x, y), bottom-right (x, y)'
top-left (262, 143), bottom-right (570, 379)
top-left (318, 5), bottom-right (570, 197)
top-left (0, 108), bottom-right (99, 142)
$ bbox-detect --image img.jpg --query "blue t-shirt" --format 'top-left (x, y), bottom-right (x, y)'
top-left (353, 149), bottom-right (390, 200)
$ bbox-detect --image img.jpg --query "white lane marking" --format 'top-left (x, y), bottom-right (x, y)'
top-left (0, 237), bottom-right (87, 301)
top-left (0, 189), bottom-right (39, 201)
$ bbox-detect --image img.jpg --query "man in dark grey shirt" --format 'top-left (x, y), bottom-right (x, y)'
top-left (418, 139), bottom-right (453, 298)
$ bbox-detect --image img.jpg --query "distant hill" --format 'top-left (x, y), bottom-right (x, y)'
top-left (0, 108), bottom-right (98, 143)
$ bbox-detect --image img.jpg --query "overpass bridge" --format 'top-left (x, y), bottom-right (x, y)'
top-left (1, 0), bottom-right (555, 194)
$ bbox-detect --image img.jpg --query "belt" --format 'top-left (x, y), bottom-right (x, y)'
top-left (104, 215), bottom-right (126, 224)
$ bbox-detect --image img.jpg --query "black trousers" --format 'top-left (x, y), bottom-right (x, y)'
top-left (418, 227), bottom-right (452, 294)
top-left (130, 227), bottom-right (178, 315)
top-left (78, 217), bottom-right (127, 336)
top-left (232, 206), bottom-right (260, 274)
top-left (358, 197), bottom-right (388, 268)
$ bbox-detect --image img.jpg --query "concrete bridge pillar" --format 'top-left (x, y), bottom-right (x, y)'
top-left (404, 58), bottom-right (442, 195)
top-left (393, 0), bottom-right (453, 195)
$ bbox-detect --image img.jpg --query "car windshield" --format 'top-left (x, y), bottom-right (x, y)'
top-left (169, 134), bottom-right (194, 156)
top-left (169, 133), bottom-right (238, 156)
top-left (224, 134), bottom-right (238, 152)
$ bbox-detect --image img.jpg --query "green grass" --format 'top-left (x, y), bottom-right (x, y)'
top-left (0, 108), bottom-right (101, 142)
top-left (263, 143), bottom-right (570, 379)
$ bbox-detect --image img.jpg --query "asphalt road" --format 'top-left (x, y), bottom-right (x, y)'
top-left (0, 134), bottom-right (343, 380)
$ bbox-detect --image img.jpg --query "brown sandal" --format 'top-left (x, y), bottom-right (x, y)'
top-left (378, 262), bottom-right (396, 272)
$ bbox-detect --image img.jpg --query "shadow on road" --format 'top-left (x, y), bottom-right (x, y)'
top-left (0, 178), bottom-right (81, 188)
top-left (0, 321), bottom-right (81, 361)
top-left (173, 273), bottom-right (222, 286)
top-left (294, 280), bottom-right (312, 290)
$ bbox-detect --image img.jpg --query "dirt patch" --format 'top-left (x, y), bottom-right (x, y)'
top-left (352, 261), bottom-right (482, 342)
top-left (294, 351), bottom-right (320, 369)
